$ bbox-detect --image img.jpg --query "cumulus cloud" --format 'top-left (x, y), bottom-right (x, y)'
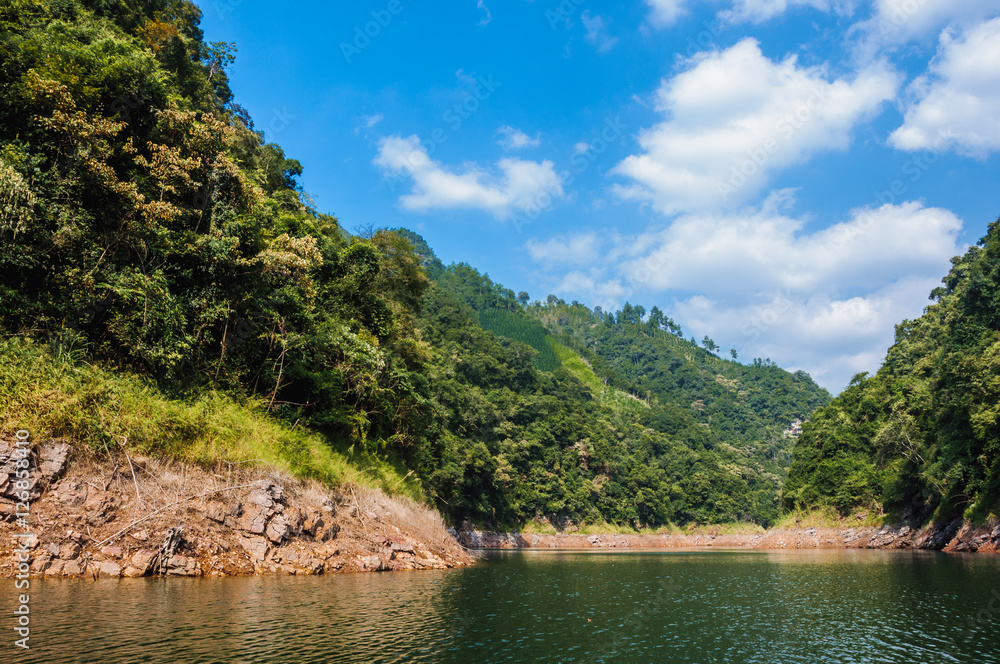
top-left (890, 17), bottom-right (1000, 157)
top-left (374, 135), bottom-right (563, 219)
top-left (497, 125), bottom-right (541, 150)
top-left (853, 0), bottom-right (999, 49)
top-left (610, 39), bottom-right (899, 215)
top-left (525, 200), bottom-right (964, 391)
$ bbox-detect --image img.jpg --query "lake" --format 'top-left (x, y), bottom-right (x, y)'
top-left (8, 549), bottom-right (1000, 663)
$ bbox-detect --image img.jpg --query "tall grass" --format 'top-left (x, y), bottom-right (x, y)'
top-left (0, 336), bottom-right (424, 502)
top-left (550, 340), bottom-right (649, 418)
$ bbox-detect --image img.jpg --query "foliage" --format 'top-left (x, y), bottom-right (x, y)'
top-left (783, 220), bottom-right (1000, 523)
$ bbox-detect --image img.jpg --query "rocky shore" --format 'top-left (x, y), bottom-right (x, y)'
top-left (0, 440), bottom-right (473, 579)
top-left (455, 519), bottom-right (1000, 554)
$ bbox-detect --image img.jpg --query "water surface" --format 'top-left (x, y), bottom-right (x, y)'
top-left (7, 549), bottom-right (1000, 663)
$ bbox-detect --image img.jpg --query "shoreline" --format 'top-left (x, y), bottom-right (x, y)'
top-left (3, 440), bottom-right (997, 582)
top-left (454, 520), bottom-right (1000, 554)
top-left (1, 440), bottom-right (473, 580)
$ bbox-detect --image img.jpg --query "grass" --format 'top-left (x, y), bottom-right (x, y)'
top-left (0, 336), bottom-right (425, 502)
top-left (771, 506), bottom-right (886, 530)
top-left (550, 340), bottom-right (649, 418)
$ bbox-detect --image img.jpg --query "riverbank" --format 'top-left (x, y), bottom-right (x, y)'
top-left (0, 440), bottom-right (472, 579)
top-left (455, 519), bottom-right (1000, 554)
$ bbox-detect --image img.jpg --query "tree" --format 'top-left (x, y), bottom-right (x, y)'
top-left (702, 336), bottom-right (719, 353)
top-left (517, 291), bottom-right (529, 306)
top-left (730, 349), bottom-right (738, 360)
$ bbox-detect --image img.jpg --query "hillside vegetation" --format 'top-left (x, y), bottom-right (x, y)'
top-left (2, 0), bottom-right (833, 530)
top-left (784, 221), bottom-right (1000, 524)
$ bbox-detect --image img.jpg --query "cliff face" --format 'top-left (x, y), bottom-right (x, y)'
top-left (0, 441), bottom-right (472, 579)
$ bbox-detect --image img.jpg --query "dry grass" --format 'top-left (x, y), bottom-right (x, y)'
top-left (0, 336), bottom-right (424, 503)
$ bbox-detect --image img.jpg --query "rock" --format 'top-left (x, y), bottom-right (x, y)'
top-left (302, 511), bottom-right (324, 537)
top-left (164, 555), bottom-right (200, 577)
top-left (359, 555), bottom-right (389, 572)
top-left (59, 541), bottom-right (82, 560)
top-left (44, 560), bottom-right (66, 576)
top-left (37, 442), bottom-right (71, 484)
top-left (587, 535), bottom-right (601, 545)
top-left (265, 514), bottom-right (291, 543)
top-left (899, 526), bottom-right (912, 536)
top-left (317, 522), bottom-right (340, 542)
top-left (30, 554), bottom-right (53, 573)
top-left (364, 510), bottom-right (380, 523)
top-left (390, 541), bottom-right (415, 555)
top-left (56, 481), bottom-right (88, 507)
top-left (61, 559), bottom-right (84, 576)
top-left (248, 488), bottom-right (275, 510)
top-left (130, 529), bottom-right (150, 542)
top-left (240, 536), bottom-right (269, 563)
top-left (101, 545), bottom-right (124, 558)
top-left (97, 561), bottom-right (122, 578)
top-left (205, 504), bottom-right (228, 523)
top-left (238, 503), bottom-right (270, 535)
top-left (123, 550), bottom-right (157, 577)
top-left (321, 498), bottom-right (336, 514)
top-left (868, 530), bottom-right (897, 548)
top-left (300, 558), bottom-right (325, 575)
top-left (85, 492), bottom-right (118, 527)
top-left (926, 520), bottom-right (962, 550)
top-left (47, 542), bottom-right (61, 557)
top-left (414, 556), bottom-right (446, 570)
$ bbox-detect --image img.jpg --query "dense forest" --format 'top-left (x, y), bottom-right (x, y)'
top-left (784, 221), bottom-right (1000, 523)
top-left (3, 0), bottom-right (913, 532)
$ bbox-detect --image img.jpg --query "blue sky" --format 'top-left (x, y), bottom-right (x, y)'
top-left (199, 0), bottom-right (999, 393)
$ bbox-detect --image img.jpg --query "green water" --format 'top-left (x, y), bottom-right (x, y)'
top-left (7, 549), bottom-right (1000, 663)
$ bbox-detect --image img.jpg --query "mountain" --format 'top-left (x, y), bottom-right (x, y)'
top-left (783, 220), bottom-right (1000, 523)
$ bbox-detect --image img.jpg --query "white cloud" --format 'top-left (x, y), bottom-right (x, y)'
top-left (645, 0), bottom-right (688, 26)
top-left (374, 135), bottom-right (563, 219)
top-left (477, 0), bottom-right (492, 26)
top-left (354, 114), bottom-right (384, 134)
top-left (497, 125), bottom-right (541, 150)
top-left (720, 0), bottom-right (852, 24)
top-left (525, 233), bottom-right (601, 267)
top-left (581, 11), bottom-right (618, 53)
top-left (856, 0), bottom-right (999, 47)
top-left (525, 200), bottom-right (964, 391)
top-left (890, 17), bottom-right (1000, 157)
top-left (611, 39), bottom-right (899, 215)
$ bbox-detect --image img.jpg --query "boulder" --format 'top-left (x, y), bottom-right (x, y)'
top-left (265, 514), bottom-right (291, 543)
top-left (239, 536), bottom-right (269, 563)
top-left (238, 504), bottom-right (270, 535)
top-left (59, 541), bottom-right (82, 560)
top-left (97, 561), bottom-right (122, 578)
top-left (123, 550), bottom-right (157, 577)
top-left (164, 555), bottom-right (200, 577)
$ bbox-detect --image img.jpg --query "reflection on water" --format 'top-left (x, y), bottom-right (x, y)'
top-left (7, 549), bottom-right (1000, 663)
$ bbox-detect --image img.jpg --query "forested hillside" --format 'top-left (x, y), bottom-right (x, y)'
top-left (1, 0), bottom-right (831, 530)
top-left (784, 221), bottom-right (1000, 523)
top-left (418, 251), bottom-right (830, 526)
